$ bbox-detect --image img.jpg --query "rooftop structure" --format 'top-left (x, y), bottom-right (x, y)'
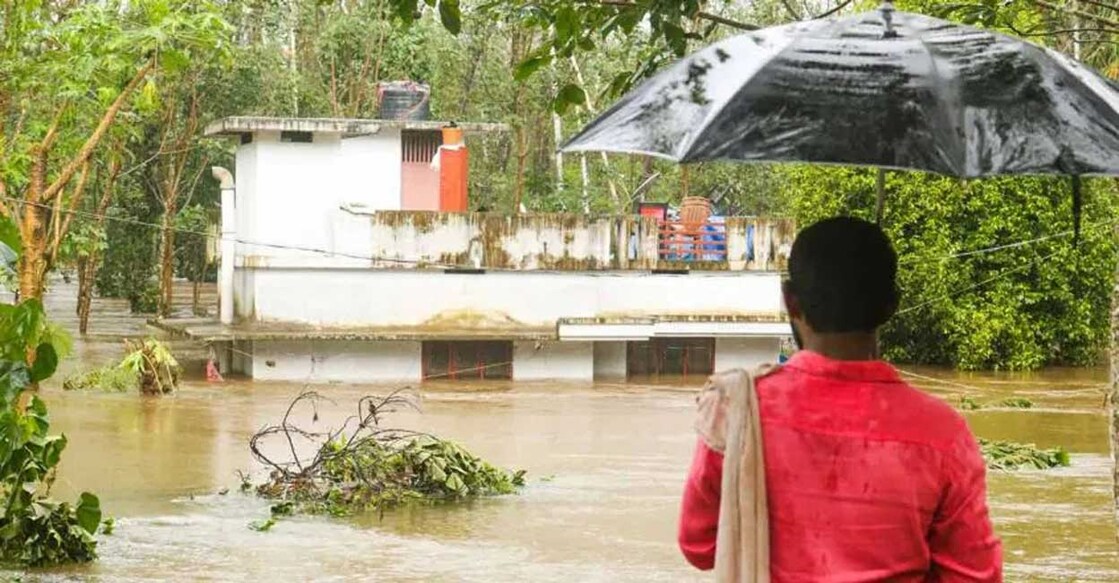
top-left (163, 115), bottom-right (795, 383)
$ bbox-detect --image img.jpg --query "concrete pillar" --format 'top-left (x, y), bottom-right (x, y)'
top-left (212, 167), bottom-right (236, 325)
top-left (715, 337), bottom-right (780, 371)
top-left (513, 341), bottom-right (594, 381)
top-left (593, 342), bottom-right (628, 380)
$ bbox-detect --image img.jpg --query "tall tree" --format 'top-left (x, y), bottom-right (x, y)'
top-left (0, 0), bottom-right (230, 303)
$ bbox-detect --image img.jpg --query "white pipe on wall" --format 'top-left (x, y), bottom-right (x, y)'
top-left (212, 166), bottom-right (236, 325)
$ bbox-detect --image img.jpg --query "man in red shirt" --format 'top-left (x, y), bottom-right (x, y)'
top-left (679, 217), bottom-right (1002, 581)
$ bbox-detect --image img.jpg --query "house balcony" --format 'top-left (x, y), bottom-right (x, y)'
top-left (238, 210), bottom-right (795, 273)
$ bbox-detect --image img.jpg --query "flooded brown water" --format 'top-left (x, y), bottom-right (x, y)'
top-left (13, 334), bottom-right (1119, 581)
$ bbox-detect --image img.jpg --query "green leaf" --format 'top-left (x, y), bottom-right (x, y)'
top-left (75, 492), bottom-right (102, 534)
top-left (554, 7), bottom-right (577, 45)
top-left (438, 0), bottom-right (462, 35)
top-left (662, 22), bottom-right (687, 56)
top-left (514, 55), bottom-right (551, 82)
top-left (30, 343), bottom-right (58, 383)
top-left (553, 83), bottom-right (587, 114)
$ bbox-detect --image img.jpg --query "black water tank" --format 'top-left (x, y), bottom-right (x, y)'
top-left (377, 81), bottom-right (431, 121)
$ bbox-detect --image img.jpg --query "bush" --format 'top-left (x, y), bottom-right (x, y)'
top-left (0, 299), bottom-right (101, 567)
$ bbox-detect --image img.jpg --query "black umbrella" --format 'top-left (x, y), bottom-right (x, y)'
top-left (562, 1), bottom-right (1119, 227)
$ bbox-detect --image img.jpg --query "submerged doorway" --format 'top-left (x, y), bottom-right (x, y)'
top-left (421, 341), bottom-right (513, 380)
top-left (626, 338), bottom-right (715, 378)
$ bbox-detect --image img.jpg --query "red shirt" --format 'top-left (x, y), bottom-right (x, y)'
top-left (679, 351), bottom-right (1002, 581)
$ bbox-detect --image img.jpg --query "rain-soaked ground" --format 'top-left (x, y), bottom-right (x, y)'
top-left (11, 287), bottom-right (1119, 581)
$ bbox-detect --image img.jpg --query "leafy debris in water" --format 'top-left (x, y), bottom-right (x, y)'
top-left (248, 518), bottom-right (277, 532)
top-left (979, 438), bottom-right (1070, 471)
top-left (957, 395), bottom-right (982, 411)
top-left (247, 390), bottom-right (525, 519)
top-left (998, 397), bottom-right (1034, 409)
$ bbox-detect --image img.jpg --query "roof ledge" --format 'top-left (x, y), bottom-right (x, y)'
top-left (204, 116), bottom-right (509, 138)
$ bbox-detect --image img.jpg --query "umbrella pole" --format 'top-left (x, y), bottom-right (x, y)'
top-left (875, 169), bottom-right (887, 224)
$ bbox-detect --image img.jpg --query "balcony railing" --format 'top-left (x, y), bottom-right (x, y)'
top-left (316, 210), bottom-right (794, 272)
top-left (657, 220), bottom-right (728, 262)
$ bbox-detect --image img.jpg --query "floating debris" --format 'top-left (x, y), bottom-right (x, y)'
top-left (979, 438), bottom-right (1070, 471)
top-left (998, 397), bottom-right (1034, 409)
top-left (248, 391), bottom-right (525, 518)
top-left (958, 395), bottom-right (982, 411)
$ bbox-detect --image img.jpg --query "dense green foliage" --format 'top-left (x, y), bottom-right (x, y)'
top-left (0, 220), bottom-right (103, 567)
top-left (785, 168), bottom-right (1119, 370)
top-left (172, 205), bottom-right (216, 285)
top-left (96, 187), bottom-right (160, 313)
top-left (6, 0), bottom-right (1119, 370)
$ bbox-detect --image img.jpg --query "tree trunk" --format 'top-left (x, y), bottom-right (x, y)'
top-left (17, 200), bottom-right (49, 301)
top-left (77, 157), bottom-right (122, 335)
top-left (76, 255), bottom-right (97, 335)
top-left (158, 204), bottom-right (176, 317)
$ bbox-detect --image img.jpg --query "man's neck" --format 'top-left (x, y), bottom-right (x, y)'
top-left (803, 333), bottom-right (879, 361)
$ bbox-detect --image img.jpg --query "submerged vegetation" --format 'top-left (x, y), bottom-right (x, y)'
top-left (979, 439), bottom-right (1071, 471)
top-left (958, 395), bottom-right (982, 411)
top-left (999, 397), bottom-right (1035, 409)
top-left (249, 391), bottom-right (525, 519)
top-left (65, 340), bottom-right (180, 395)
top-left (63, 366), bottom-right (137, 393)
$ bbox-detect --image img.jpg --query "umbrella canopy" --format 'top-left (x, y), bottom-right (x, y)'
top-left (562, 4), bottom-right (1119, 179)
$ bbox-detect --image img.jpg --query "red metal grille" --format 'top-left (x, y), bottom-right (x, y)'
top-left (626, 338), bottom-right (715, 378)
top-left (421, 341), bottom-right (513, 381)
top-left (657, 220), bottom-right (728, 261)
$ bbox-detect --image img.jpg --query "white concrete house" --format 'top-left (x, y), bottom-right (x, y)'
top-left (161, 117), bottom-right (796, 384)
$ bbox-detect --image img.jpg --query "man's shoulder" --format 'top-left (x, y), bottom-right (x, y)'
top-left (888, 378), bottom-right (974, 447)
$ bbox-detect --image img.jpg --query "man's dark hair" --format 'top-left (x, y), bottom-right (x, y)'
top-left (786, 216), bottom-right (899, 333)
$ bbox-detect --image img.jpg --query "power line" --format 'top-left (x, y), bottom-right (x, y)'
top-left (1, 195), bottom-right (455, 268)
top-left (896, 249), bottom-right (1062, 316)
top-left (898, 219), bottom-right (1112, 266)
top-left (3, 194), bottom-right (1110, 274)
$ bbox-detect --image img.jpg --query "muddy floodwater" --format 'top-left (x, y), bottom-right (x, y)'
top-left (14, 337), bottom-right (1119, 582)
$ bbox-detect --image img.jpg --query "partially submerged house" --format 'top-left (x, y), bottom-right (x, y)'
top-left (159, 115), bottom-right (795, 383)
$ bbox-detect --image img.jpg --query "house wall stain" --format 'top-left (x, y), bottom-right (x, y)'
top-left (364, 211), bottom-right (794, 272)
